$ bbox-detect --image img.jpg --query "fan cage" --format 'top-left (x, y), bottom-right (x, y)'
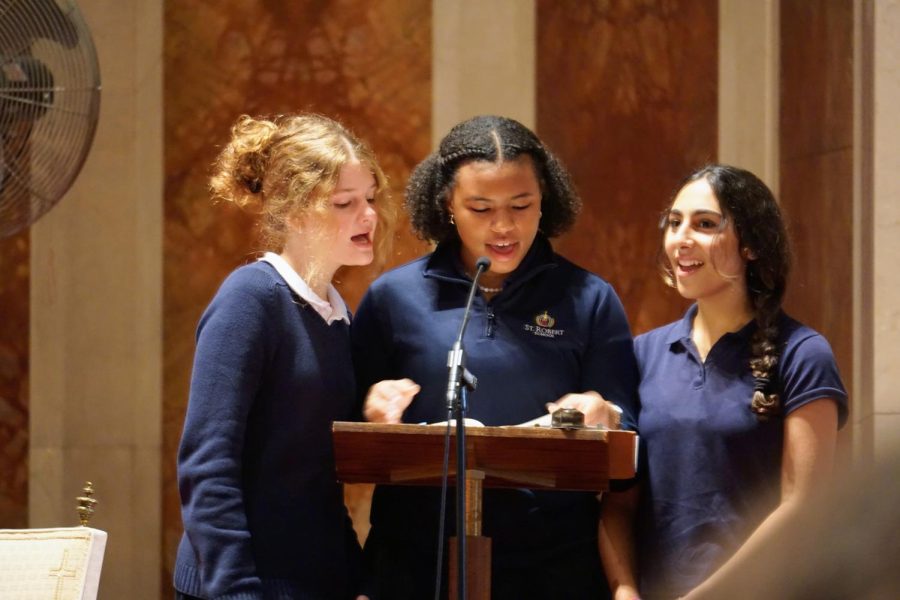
top-left (0, 0), bottom-right (101, 238)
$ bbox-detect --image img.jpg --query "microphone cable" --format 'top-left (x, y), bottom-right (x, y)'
top-left (433, 256), bottom-right (490, 600)
top-left (433, 405), bottom-right (453, 600)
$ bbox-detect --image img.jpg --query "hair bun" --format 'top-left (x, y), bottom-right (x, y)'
top-left (210, 115), bottom-right (277, 211)
top-left (244, 176), bottom-right (262, 194)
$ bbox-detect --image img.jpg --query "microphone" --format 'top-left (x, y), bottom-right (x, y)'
top-left (446, 256), bottom-right (491, 409)
top-left (440, 256), bottom-right (491, 600)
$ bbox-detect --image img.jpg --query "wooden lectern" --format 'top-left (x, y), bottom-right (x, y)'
top-left (333, 422), bottom-right (637, 599)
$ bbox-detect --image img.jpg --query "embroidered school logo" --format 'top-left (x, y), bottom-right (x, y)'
top-left (524, 311), bottom-right (565, 338)
top-left (535, 311), bottom-right (556, 328)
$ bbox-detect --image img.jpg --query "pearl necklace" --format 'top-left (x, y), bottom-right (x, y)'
top-left (467, 272), bottom-right (503, 294)
top-left (479, 284), bottom-right (502, 294)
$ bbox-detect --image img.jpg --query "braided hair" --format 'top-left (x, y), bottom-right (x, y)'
top-left (665, 164), bottom-right (792, 420)
top-left (405, 115), bottom-right (581, 243)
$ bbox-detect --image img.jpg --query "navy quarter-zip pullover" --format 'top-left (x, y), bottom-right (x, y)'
top-left (351, 235), bottom-right (639, 596)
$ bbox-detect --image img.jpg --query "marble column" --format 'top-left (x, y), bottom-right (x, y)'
top-left (29, 1), bottom-right (163, 598)
top-left (868, 0), bottom-right (900, 458)
top-left (719, 0), bottom-right (780, 190)
top-left (433, 0), bottom-right (535, 139)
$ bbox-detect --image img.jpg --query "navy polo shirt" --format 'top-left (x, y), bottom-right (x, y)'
top-left (634, 305), bottom-right (847, 599)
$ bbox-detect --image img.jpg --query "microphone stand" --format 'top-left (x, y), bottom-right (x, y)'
top-left (445, 256), bottom-right (490, 600)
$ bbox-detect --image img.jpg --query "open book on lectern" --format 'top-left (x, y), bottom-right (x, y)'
top-left (424, 416), bottom-right (553, 427)
top-left (427, 414), bottom-right (582, 428)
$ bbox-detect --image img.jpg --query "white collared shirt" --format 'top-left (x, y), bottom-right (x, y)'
top-left (259, 252), bottom-right (350, 325)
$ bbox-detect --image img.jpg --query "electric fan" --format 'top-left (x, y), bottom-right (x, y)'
top-left (0, 0), bottom-right (101, 239)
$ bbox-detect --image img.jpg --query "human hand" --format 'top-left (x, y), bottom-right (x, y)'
top-left (363, 378), bottom-right (420, 423)
top-left (613, 586), bottom-right (641, 600)
top-left (546, 390), bottom-right (622, 429)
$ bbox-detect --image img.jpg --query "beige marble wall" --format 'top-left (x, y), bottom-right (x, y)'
top-left (871, 0), bottom-right (900, 456)
top-left (29, 1), bottom-right (163, 600)
top-left (433, 0), bottom-right (535, 136)
top-left (718, 0), bottom-right (779, 190)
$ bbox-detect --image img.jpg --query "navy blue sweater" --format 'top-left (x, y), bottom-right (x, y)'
top-left (174, 262), bottom-right (361, 600)
top-left (351, 236), bottom-right (639, 566)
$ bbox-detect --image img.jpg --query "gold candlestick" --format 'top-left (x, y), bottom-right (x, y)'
top-left (76, 481), bottom-right (98, 526)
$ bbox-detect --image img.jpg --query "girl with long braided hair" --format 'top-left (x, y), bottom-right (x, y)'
top-left (599, 164), bottom-right (848, 600)
top-left (352, 115), bottom-right (639, 599)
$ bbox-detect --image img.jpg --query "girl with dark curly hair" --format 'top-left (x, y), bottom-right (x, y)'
top-left (599, 164), bottom-right (848, 600)
top-left (351, 115), bottom-right (639, 599)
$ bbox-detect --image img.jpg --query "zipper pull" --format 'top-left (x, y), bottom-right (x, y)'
top-left (485, 307), bottom-right (495, 338)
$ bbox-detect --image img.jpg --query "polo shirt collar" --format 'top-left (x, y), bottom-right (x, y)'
top-left (665, 303), bottom-right (758, 349)
top-left (259, 252), bottom-right (350, 325)
top-left (664, 304), bottom-right (697, 346)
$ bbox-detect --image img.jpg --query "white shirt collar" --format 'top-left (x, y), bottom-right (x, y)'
top-left (259, 252), bottom-right (350, 325)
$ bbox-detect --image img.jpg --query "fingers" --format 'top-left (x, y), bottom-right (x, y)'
top-left (363, 379), bottom-right (421, 424)
top-left (550, 392), bottom-right (592, 413)
top-left (549, 391), bottom-right (622, 429)
top-left (606, 402), bottom-right (623, 430)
